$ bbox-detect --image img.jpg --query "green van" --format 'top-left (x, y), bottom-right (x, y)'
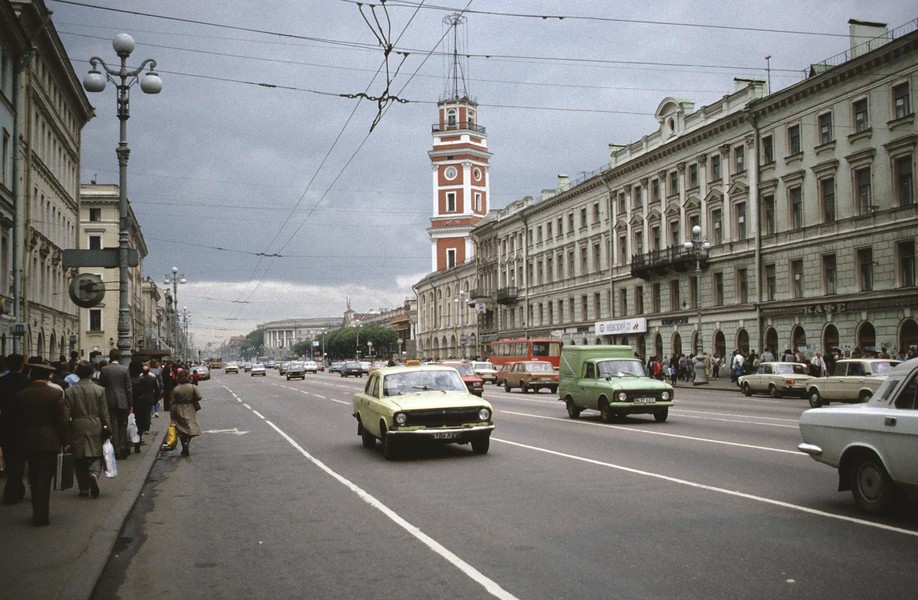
top-left (558, 345), bottom-right (674, 422)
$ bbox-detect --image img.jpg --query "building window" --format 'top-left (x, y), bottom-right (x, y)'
top-left (546, 221), bottom-right (552, 238)
top-left (895, 155), bottom-right (914, 207)
top-left (652, 179), bottom-right (660, 202)
top-left (88, 207), bottom-right (101, 222)
top-left (689, 163), bottom-right (698, 188)
top-left (734, 144), bottom-right (745, 173)
top-left (581, 295), bottom-right (588, 322)
top-left (669, 279), bottom-right (680, 311)
top-left (762, 194), bottom-right (775, 235)
top-left (788, 124), bottom-right (801, 155)
top-left (789, 187), bottom-right (803, 230)
top-left (710, 154), bottom-right (721, 181)
top-left (89, 309), bottom-right (102, 331)
top-left (765, 264), bottom-right (776, 301)
top-left (823, 254), bottom-right (837, 295)
top-left (580, 246), bottom-right (587, 273)
top-left (855, 167), bottom-right (872, 214)
top-left (791, 259), bottom-right (804, 298)
top-left (88, 235), bottom-right (102, 250)
top-left (593, 202), bottom-right (600, 223)
top-left (893, 82), bottom-right (911, 120)
top-left (635, 286), bottom-right (643, 314)
top-left (853, 98), bottom-right (869, 132)
top-left (712, 209), bottom-right (723, 245)
top-left (557, 217), bottom-right (563, 237)
top-left (548, 302), bottom-right (554, 324)
top-left (818, 112), bottom-right (833, 145)
top-left (899, 241), bottom-right (916, 287)
top-left (537, 225), bottom-right (543, 243)
top-left (580, 207), bottom-right (587, 228)
top-left (762, 135), bottom-right (774, 164)
top-left (619, 289), bottom-right (627, 317)
top-left (474, 192), bottom-right (482, 212)
top-left (669, 220), bottom-right (680, 249)
top-left (618, 235), bottom-right (627, 266)
top-left (669, 171), bottom-right (679, 194)
top-left (857, 248), bottom-right (873, 291)
top-left (594, 292), bottom-right (602, 318)
top-left (652, 283), bottom-right (661, 313)
top-left (568, 212), bottom-right (574, 233)
top-left (567, 250), bottom-right (575, 278)
top-left (631, 187), bottom-right (641, 210)
top-left (735, 202), bottom-right (746, 239)
top-left (737, 268), bottom-right (748, 304)
top-left (617, 192), bottom-right (625, 214)
top-left (592, 243), bottom-right (600, 272)
top-left (546, 256), bottom-right (553, 280)
top-left (446, 192), bottom-right (456, 212)
top-left (820, 177), bottom-right (836, 223)
top-left (446, 249), bottom-right (456, 269)
top-left (447, 109), bottom-right (457, 126)
top-left (713, 272), bottom-right (724, 306)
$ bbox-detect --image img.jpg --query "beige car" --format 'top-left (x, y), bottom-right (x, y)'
top-left (806, 359), bottom-right (900, 407)
top-left (503, 360), bottom-right (558, 394)
top-left (738, 362), bottom-right (813, 398)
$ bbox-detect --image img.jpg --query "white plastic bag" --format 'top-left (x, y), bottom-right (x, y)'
top-left (127, 412), bottom-right (140, 444)
top-left (103, 439), bottom-right (118, 478)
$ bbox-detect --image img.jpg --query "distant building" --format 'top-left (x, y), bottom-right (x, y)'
top-left (260, 317), bottom-right (341, 358)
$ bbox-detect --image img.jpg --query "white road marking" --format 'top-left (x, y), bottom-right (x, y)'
top-left (673, 408), bottom-right (800, 424)
top-left (500, 410), bottom-right (800, 455)
top-left (252, 410), bottom-right (265, 420)
top-left (265, 420), bottom-right (519, 600)
top-left (202, 428), bottom-right (249, 435)
top-left (493, 437), bottom-right (918, 538)
top-left (669, 412), bottom-right (799, 429)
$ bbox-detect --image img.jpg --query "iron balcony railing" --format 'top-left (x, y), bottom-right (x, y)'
top-left (432, 121), bottom-right (487, 134)
top-left (630, 246), bottom-right (708, 280)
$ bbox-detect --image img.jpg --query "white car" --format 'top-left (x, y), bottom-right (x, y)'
top-left (250, 363), bottom-right (267, 377)
top-left (303, 361), bottom-right (319, 374)
top-left (798, 358), bottom-right (918, 513)
top-left (738, 362), bottom-right (813, 398)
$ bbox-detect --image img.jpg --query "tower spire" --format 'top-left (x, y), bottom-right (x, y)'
top-left (443, 13), bottom-right (468, 101)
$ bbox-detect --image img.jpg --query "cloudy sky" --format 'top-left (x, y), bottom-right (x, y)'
top-left (47, 0), bottom-right (915, 348)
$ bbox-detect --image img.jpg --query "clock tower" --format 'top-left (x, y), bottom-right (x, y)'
top-left (427, 15), bottom-right (491, 272)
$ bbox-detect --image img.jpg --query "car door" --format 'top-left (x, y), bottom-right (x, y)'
top-left (876, 376), bottom-right (918, 486)
top-left (582, 362), bottom-right (600, 409)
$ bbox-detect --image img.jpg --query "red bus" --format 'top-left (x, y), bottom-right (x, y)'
top-left (489, 338), bottom-right (563, 368)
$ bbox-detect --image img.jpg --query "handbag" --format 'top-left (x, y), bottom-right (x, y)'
top-left (127, 412), bottom-right (140, 443)
top-left (102, 440), bottom-right (118, 478)
top-left (193, 399), bottom-right (202, 412)
top-left (54, 452), bottom-right (75, 491)
top-left (162, 422), bottom-right (178, 451)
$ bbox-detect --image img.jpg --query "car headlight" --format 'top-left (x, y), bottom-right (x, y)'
top-left (395, 413), bottom-right (408, 426)
top-left (661, 391), bottom-right (671, 401)
top-left (478, 408), bottom-right (491, 421)
top-left (617, 391), bottom-right (628, 402)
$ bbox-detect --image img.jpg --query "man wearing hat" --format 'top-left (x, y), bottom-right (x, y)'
top-left (17, 360), bottom-right (68, 526)
top-left (99, 349), bottom-right (132, 460)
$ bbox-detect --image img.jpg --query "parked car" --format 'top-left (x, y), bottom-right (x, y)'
top-left (806, 359), bottom-right (901, 407)
top-left (250, 363), bottom-right (266, 376)
top-left (243, 362), bottom-right (253, 372)
top-left (798, 358), bottom-right (918, 513)
top-left (303, 361), bottom-right (319, 374)
top-left (441, 362), bottom-right (484, 397)
top-left (224, 362), bottom-right (239, 374)
top-left (472, 361), bottom-right (498, 385)
top-left (559, 345), bottom-right (674, 423)
top-left (495, 362), bottom-right (517, 387)
top-left (352, 365), bottom-right (494, 459)
top-left (328, 361), bottom-right (345, 374)
top-left (192, 365), bottom-right (210, 381)
top-left (341, 361), bottom-right (363, 378)
top-left (738, 362), bottom-right (813, 398)
top-left (503, 360), bottom-right (558, 394)
top-left (285, 362), bottom-right (307, 380)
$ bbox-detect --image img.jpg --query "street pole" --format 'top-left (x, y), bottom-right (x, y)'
top-left (684, 225), bottom-right (711, 355)
top-left (83, 34), bottom-right (162, 363)
top-left (163, 266), bottom-right (186, 361)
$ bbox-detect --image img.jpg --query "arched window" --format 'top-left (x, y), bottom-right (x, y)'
top-left (764, 327), bottom-right (778, 356)
top-left (672, 332), bottom-right (682, 356)
top-left (857, 321), bottom-right (877, 354)
top-left (654, 333), bottom-right (663, 360)
top-left (714, 330), bottom-right (726, 361)
top-left (899, 319), bottom-right (918, 354)
top-left (791, 325), bottom-right (806, 352)
top-left (736, 329), bottom-right (749, 354)
top-left (823, 323), bottom-right (840, 354)
top-left (447, 109), bottom-right (457, 126)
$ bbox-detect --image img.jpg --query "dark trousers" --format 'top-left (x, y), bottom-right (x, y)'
top-left (75, 456), bottom-right (103, 492)
top-left (27, 451), bottom-right (56, 525)
top-left (2, 444), bottom-right (26, 504)
top-left (109, 408), bottom-right (131, 458)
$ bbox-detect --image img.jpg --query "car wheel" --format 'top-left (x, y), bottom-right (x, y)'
top-left (850, 453), bottom-right (898, 514)
top-left (599, 397), bottom-right (613, 423)
top-left (471, 436), bottom-right (490, 455)
top-left (504, 381), bottom-right (511, 393)
top-left (360, 423), bottom-right (375, 449)
top-left (807, 389), bottom-right (822, 408)
top-left (742, 382), bottom-right (752, 397)
top-left (381, 424), bottom-right (399, 461)
top-left (286, 375), bottom-right (290, 380)
top-left (769, 385), bottom-right (782, 399)
top-left (565, 397), bottom-right (581, 419)
top-left (521, 383), bottom-right (529, 393)
top-left (550, 386), bottom-right (558, 394)
top-left (654, 408), bottom-right (669, 423)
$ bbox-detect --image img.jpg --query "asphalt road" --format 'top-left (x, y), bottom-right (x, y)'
top-left (94, 369), bottom-right (918, 599)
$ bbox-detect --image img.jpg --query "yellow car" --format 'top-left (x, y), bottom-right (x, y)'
top-left (352, 365), bottom-right (495, 460)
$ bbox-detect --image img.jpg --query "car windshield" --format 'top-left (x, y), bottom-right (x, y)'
top-left (474, 362), bottom-right (496, 371)
top-left (382, 370), bottom-right (467, 396)
top-left (774, 363), bottom-right (808, 375)
top-left (596, 360), bottom-right (646, 378)
top-left (869, 375), bottom-right (903, 405)
top-left (447, 364), bottom-right (474, 376)
top-left (525, 362), bottom-right (554, 372)
top-left (872, 361), bottom-right (899, 375)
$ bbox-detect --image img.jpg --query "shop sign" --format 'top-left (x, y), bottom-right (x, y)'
top-left (595, 317), bottom-right (647, 336)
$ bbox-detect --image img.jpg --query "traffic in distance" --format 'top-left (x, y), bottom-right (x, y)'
top-left (216, 337), bottom-right (915, 514)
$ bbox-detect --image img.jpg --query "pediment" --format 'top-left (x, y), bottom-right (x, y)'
top-left (727, 180), bottom-right (749, 197)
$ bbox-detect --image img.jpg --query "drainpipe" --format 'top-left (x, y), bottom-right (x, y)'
top-left (601, 175), bottom-right (616, 343)
top-left (522, 213), bottom-right (529, 339)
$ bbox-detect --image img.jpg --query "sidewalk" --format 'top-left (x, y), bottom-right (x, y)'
top-left (670, 374), bottom-right (743, 393)
top-left (0, 421), bottom-right (167, 600)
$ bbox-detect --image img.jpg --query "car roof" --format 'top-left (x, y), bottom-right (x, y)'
top-left (890, 357), bottom-right (918, 373)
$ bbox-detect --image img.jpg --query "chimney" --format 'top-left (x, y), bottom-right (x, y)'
top-left (558, 174), bottom-right (570, 192)
top-left (849, 19), bottom-right (889, 59)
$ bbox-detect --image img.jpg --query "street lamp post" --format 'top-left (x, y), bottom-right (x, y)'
top-left (683, 225), bottom-right (711, 355)
top-left (182, 307), bottom-right (190, 362)
top-left (83, 33), bottom-right (162, 363)
top-left (354, 320), bottom-right (361, 359)
top-left (454, 289), bottom-right (467, 358)
top-left (163, 266), bottom-right (186, 359)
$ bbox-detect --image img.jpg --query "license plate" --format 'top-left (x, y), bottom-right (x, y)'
top-left (432, 432), bottom-right (460, 440)
top-left (633, 397), bottom-right (656, 404)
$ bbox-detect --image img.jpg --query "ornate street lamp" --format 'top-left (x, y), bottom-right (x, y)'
top-left (163, 266), bottom-right (186, 358)
top-left (83, 34), bottom-right (162, 362)
top-left (683, 225), bottom-right (711, 355)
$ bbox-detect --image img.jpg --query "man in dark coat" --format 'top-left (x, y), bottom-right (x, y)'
top-left (99, 349), bottom-right (132, 459)
top-left (0, 354), bottom-right (31, 504)
top-left (17, 363), bottom-right (68, 526)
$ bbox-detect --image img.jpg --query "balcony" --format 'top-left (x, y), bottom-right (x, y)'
top-left (495, 287), bottom-right (519, 305)
top-left (432, 121), bottom-right (487, 135)
top-left (630, 246), bottom-right (708, 280)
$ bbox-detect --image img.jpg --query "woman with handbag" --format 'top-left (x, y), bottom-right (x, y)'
top-left (169, 370), bottom-right (202, 456)
top-left (64, 361), bottom-right (110, 498)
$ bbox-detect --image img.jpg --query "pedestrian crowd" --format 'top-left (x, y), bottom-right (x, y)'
top-left (0, 348), bottom-right (203, 527)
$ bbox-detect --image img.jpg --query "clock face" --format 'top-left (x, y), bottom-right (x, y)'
top-left (444, 166), bottom-right (458, 180)
top-left (473, 168), bottom-right (482, 181)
